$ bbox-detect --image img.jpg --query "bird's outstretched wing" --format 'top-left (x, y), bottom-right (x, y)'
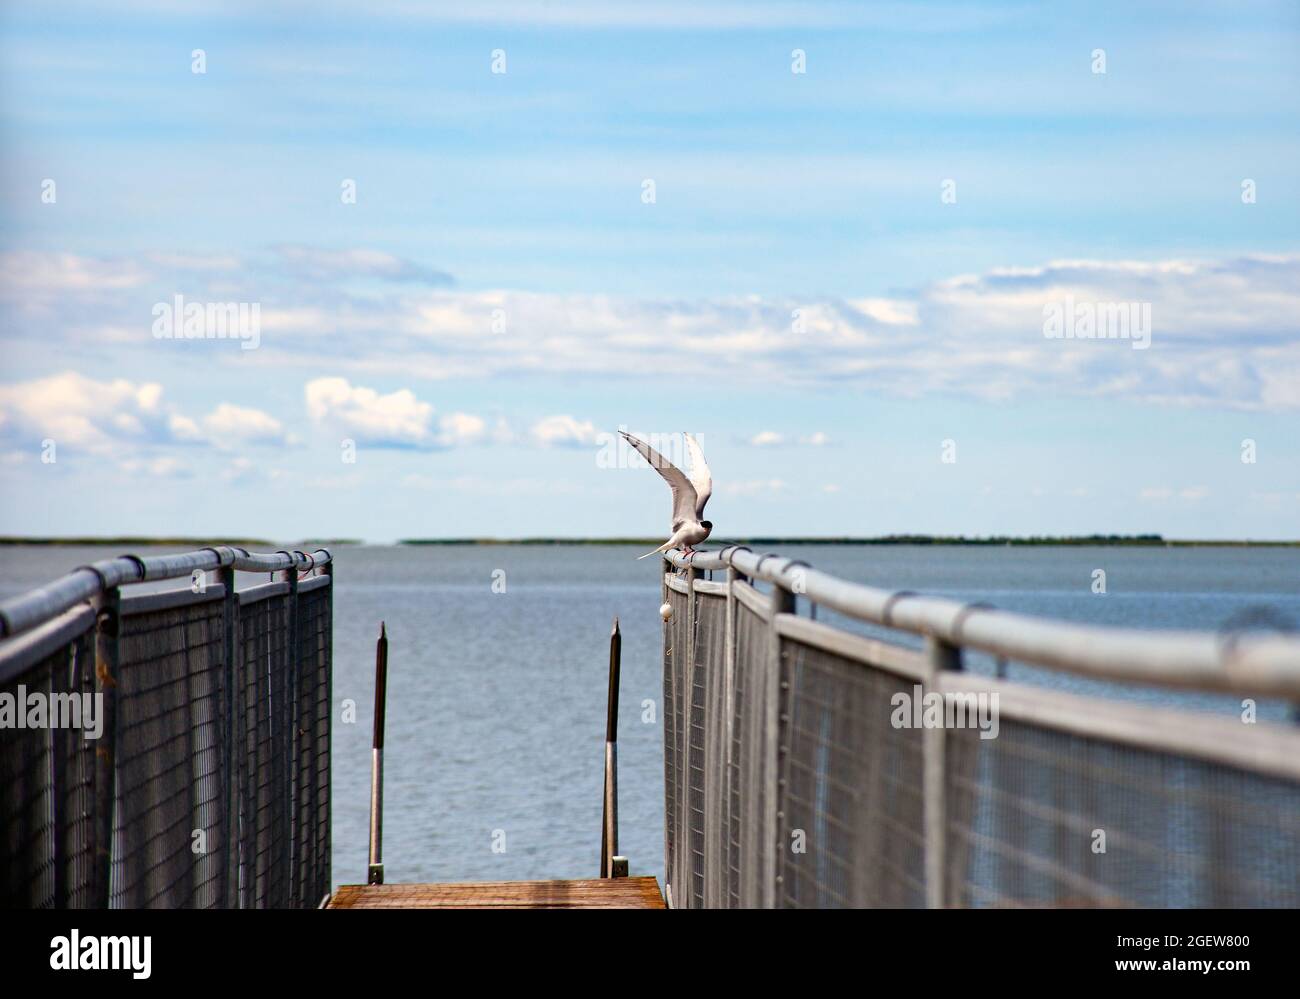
top-left (684, 432), bottom-right (712, 519)
top-left (620, 431), bottom-right (698, 527)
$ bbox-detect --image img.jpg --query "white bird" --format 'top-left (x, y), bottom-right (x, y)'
top-left (621, 430), bottom-right (713, 559)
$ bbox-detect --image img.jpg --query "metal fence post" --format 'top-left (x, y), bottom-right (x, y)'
top-left (283, 557), bottom-right (299, 906)
top-left (924, 636), bottom-right (961, 909)
top-left (660, 555), bottom-right (674, 906)
top-left (719, 563), bottom-right (738, 908)
top-left (601, 616), bottom-right (621, 877)
top-left (368, 622), bottom-right (388, 885)
top-left (91, 585), bottom-right (120, 908)
top-left (322, 553), bottom-right (333, 899)
top-left (51, 641), bottom-right (71, 907)
top-left (766, 578), bottom-right (796, 909)
top-left (681, 561), bottom-right (698, 906)
top-left (218, 562), bottom-right (238, 908)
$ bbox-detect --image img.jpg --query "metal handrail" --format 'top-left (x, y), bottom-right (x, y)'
top-left (665, 545), bottom-right (1300, 700)
top-left (0, 545), bottom-right (333, 639)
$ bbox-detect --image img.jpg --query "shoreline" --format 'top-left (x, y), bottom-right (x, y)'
top-left (1, 535), bottom-right (1297, 548)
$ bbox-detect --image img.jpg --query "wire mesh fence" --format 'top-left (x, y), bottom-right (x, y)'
top-left (776, 638), bottom-right (927, 907)
top-left (0, 616), bottom-right (98, 908)
top-left (293, 579), bottom-right (332, 908)
top-left (946, 716), bottom-right (1300, 908)
top-left (112, 594), bottom-right (227, 907)
top-left (661, 551), bottom-right (1300, 909)
top-left (728, 597), bottom-right (772, 908)
top-left (661, 584), bottom-right (688, 902)
top-left (0, 547), bottom-right (333, 909)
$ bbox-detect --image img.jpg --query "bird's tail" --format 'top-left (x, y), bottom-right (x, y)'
top-left (637, 540), bottom-right (674, 560)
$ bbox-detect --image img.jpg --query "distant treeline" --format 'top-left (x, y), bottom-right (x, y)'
top-left (3, 534), bottom-right (1294, 547)
top-left (399, 534), bottom-right (1299, 547)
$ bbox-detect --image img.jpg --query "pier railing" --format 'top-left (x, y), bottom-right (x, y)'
top-left (661, 546), bottom-right (1300, 908)
top-left (0, 546), bottom-right (333, 908)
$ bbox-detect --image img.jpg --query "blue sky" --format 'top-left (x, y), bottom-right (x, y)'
top-left (1, 1), bottom-right (1297, 541)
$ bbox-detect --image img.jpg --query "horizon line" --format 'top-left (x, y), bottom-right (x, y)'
top-left (2, 534), bottom-right (1299, 548)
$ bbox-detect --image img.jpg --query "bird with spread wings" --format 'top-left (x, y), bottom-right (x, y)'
top-left (620, 430), bottom-right (713, 560)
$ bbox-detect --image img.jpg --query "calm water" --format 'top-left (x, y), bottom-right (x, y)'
top-left (1, 543), bottom-right (1297, 889)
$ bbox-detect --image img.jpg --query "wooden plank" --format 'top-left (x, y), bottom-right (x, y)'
top-left (326, 876), bottom-right (666, 909)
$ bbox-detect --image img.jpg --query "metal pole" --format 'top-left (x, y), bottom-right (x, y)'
top-left (766, 581), bottom-right (795, 909)
top-left (91, 586), bottom-right (120, 908)
top-left (923, 636), bottom-right (961, 909)
top-left (367, 622), bottom-right (387, 885)
top-left (601, 617), bottom-right (622, 877)
top-left (660, 555), bottom-right (674, 903)
top-left (321, 553), bottom-right (334, 902)
top-left (51, 642), bottom-right (71, 906)
top-left (283, 559), bottom-right (299, 906)
top-left (680, 561), bottom-right (698, 904)
top-left (219, 563), bottom-right (238, 908)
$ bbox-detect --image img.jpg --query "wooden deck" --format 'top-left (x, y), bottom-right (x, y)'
top-left (327, 876), bottom-right (666, 909)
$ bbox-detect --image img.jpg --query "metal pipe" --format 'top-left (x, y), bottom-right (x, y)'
top-left (368, 622), bottom-right (388, 885)
top-left (665, 548), bottom-right (1300, 697)
top-left (601, 617), bottom-right (621, 877)
top-left (0, 546), bottom-right (334, 639)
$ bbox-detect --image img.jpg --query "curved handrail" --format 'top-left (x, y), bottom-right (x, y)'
top-left (665, 546), bottom-right (1300, 699)
top-left (0, 545), bottom-right (332, 639)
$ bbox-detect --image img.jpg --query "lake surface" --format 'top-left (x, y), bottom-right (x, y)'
top-left (1, 543), bottom-right (1297, 889)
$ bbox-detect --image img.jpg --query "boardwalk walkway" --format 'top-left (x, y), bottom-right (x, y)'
top-left (327, 877), bottom-right (665, 909)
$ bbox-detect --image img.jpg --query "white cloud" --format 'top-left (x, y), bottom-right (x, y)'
top-left (0, 251), bottom-right (146, 297)
top-left (530, 414), bottom-right (598, 448)
top-left (438, 411), bottom-right (487, 446)
top-left (169, 414), bottom-right (205, 441)
top-left (220, 456), bottom-right (286, 483)
top-left (748, 430), bottom-right (828, 447)
top-left (304, 376), bottom-right (487, 449)
top-left (202, 403), bottom-right (293, 448)
top-left (0, 371), bottom-right (298, 457)
top-left (9, 249), bottom-right (1300, 411)
top-left (271, 245), bottom-right (453, 286)
top-left (118, 456), bottom-right (191, 479)
top-left (305, 377), bottom-right (433, 447)
top-left (0, 371), bottom-right (177, 453)
top-left (846, 298), bottom-right (919, 326)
